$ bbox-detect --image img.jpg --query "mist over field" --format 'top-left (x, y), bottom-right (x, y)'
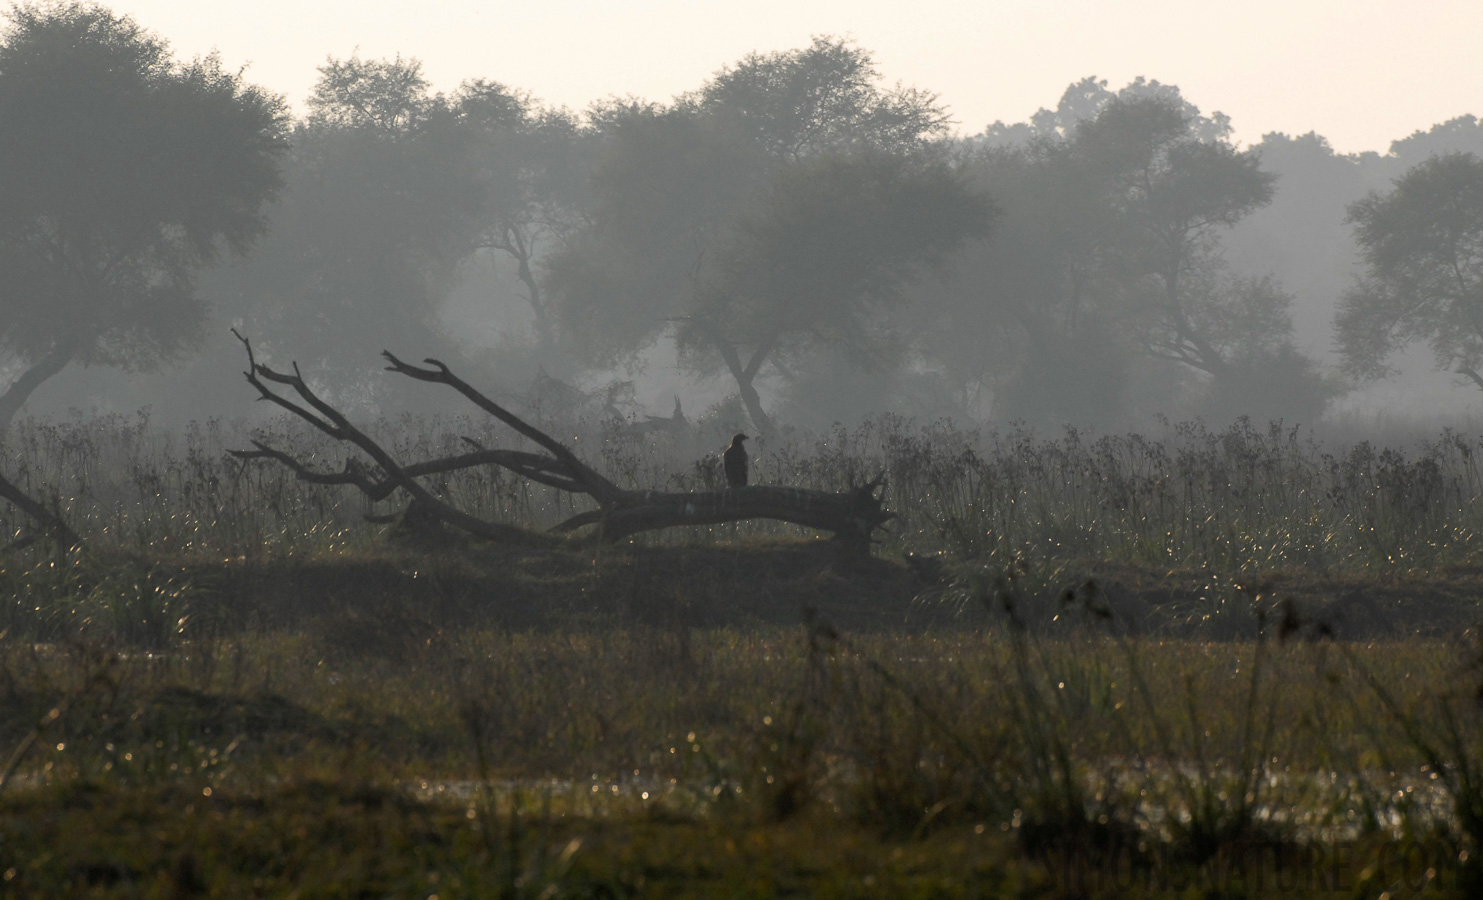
top-left (9, 8), bottom-right (1483, 894)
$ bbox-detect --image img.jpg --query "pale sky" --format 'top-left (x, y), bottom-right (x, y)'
top-left (83, 1), bottom-right (1483, 154)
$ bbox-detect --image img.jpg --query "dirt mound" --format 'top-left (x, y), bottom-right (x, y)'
top-left (134, 685), bottom-right (334, 747)
top-left (190, 538), bottom-right (947, 637)
top-left (173, 541), bottom-right (1483, 641)
top-left (972, 560), bottom-right (1483, 640)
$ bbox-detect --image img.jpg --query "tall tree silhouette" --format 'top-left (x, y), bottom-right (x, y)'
top-left (549, 38), bottom-right (988, 432)
top-left (1338, 153), bottom-right (1483, 391)
top-left (0, 3), bottom-right (287, 428)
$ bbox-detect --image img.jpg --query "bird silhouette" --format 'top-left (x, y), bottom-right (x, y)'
top-left (723, 433), bottom-right (749, 487)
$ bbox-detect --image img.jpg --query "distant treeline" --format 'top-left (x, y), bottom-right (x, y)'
top-left (4, 6), bottom-right (1482, 432)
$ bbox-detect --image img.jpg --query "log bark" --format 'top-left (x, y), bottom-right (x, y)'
top-left (555, 484), bottom-right (891, 551)
top-left (0, 467), bottom-right (81, 550)
top-left (231, 335), bottom-right (893, 552)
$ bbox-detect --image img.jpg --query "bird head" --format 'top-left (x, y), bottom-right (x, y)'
top-left (732, 433), bottom-right (749, 445)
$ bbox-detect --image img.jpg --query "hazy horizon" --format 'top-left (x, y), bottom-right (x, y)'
top-left (95, 0), bottom-right (1480, 155)
top-left (7, 1), bottom-right (1483, 433)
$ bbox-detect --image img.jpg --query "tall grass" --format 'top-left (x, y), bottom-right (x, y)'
top-left (5, 410), bottom-right (1483, 892)
top-left (5, 412), bottom-right (1483, 576)
top-left (4, 619), bottom-right (1476, 888)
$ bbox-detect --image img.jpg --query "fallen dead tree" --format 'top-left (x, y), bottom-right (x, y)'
top-left (229, 334), bottom-right (893, 552)
top-left (0, 467), bottom-right (81, 550)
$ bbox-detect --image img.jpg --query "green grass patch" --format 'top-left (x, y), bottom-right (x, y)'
top-left (3, 414), bottom-right (1483, 893)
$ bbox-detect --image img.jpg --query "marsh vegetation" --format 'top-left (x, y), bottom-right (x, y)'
top-left (3, 4), bottom-right (1483, 895)
top-left (2, 412), bottom-right (1481, 896)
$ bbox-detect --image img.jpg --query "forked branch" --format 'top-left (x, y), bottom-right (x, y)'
top-left (231, 336), bottom-right (894, 552)
top-left (231, 331), bottom-right (541, 544)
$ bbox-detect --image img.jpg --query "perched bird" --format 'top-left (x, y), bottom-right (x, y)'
top-left (723, 433), bottom-right (750, 487)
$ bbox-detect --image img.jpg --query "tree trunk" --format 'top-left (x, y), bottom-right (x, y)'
top-left (730, 368), bottom-right (773, 437)
top-left (517, 251), bottom-right (555, 354)
top-left (587, 483), bottom-right (891, 551)
top-left (487, 227), bottom-right (556, 357)
top-left (694, 319), bottom-right (775, 437)
top-left (0, 335), bottom-right (81, 432)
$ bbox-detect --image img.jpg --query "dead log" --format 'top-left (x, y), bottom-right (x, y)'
top-left (230, 335), bottom-right (893, 551)
top-left (553, 484), bottom-right (892, 550)
top-left (0, 467), bottom-right (81, 550)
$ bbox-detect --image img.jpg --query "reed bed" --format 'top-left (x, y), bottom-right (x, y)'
top-left (4, 412), bottom-right (1482, 576)
top-left (3, 411), bottom-right (1483, 894)
top-left (1, 618), bottom-right (1479, 894)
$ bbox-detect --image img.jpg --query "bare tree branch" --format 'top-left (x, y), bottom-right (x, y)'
top-left (233, 336), bottom-right (894, 552)
top-left (380, 350), bottom-right (623, 502)
top-left (232, 331), bottom-right (546, 545)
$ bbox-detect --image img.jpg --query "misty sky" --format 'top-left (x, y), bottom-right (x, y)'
top-left (103, 0), bottom-right (1478, 155)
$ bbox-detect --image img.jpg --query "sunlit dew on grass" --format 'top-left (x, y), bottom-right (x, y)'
top-left (3, 416), bottom-right (1483, 868)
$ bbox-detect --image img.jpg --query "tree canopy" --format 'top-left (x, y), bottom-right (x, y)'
top-left (456, 79), bottom-right (592, 355)
top-left (14, 21), bottom-right (1479, 429)
top-left (918, 85), bottom-right (1335, 425)
top-left (548, 37), bottom-right (988, 432)
top-left (209, 54), bottom-right (595, 408)
top-left (207, 53), bottom-right (489, 405)
top-left (1337, 152), bottom-right (1483, 389)
top-left (692, 35), bottom-right (950, 158)
top-left (1074, 95), bottom-right (1277, 380)
top-left (0, 2), bottom-right (288, 427)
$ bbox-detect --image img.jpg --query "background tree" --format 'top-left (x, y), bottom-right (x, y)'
top-left (927, 82), bottom-right (1329, 425)
top-left (977, 75), bottom-right (1229, 149)
top-left (1387, 116), bottom-right (1483, 163)
top-left (1224, 131), bottom-right (1376, 357)
top-left (549, 37), bottom-right (987, 433)
top-left (678, 150), bottom-right (991, 432)
top-left (208, 53), bottom-right (487, 408)
top-left (692, 35), bottom-right (949, 157)
top-left (0, 2), bottom-right (288, 428)
top-left (921, 135), bottom-right (1129, 423)
top-left (309, 52), bottom-right (430, 131)
top-left (456, 81), bottom-right (591, 360)
top-left (549, 105), bottom-right (770, 370)
top-left (1336, 152), bottom-right (1483, 391)
top-left (1072, 96), bottom-right (1278, 379)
